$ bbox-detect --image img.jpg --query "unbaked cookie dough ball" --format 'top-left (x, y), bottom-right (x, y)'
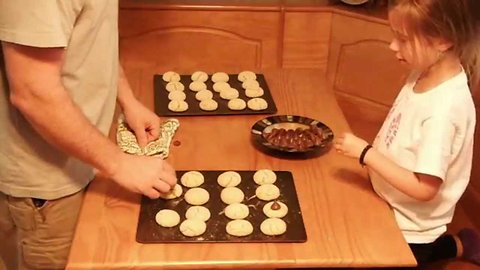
top-left (253, 169), bottom-right (277, 185)
top-left (162, 71), bottom-right (181, 82)
top-left (237, 71), bottom-right (256, 82)
top-left (180, 219), bottom-right (207, 237)
top-left (185, 206), bottom-right (211, 222)
top-left (191, 71), bottom-right (208, 82)
top-left (189, 81), bottom-right (207, 92)
top-left (260, 218), bottom-right (287, 236)
top-left (181, 171), bottom-right (205, 188)
top-left (245, 87), bottom-right (264, 98)
top-left (220, 88), bottom-right (239, 100)
top-left (263, 201), bottom-right (288, 218)
top-left (168, 90), bottom-right (186, 101)
top-left (247, 98), bottom-right (268, 111)
top-left (227, 98), bottom-right (247, 111)
top-left (195, 89), bottom-right (213, 101)
top-left (224, 203), bottom-right (249, 220)
top-left (255, 184), bottom-right (280, 201)
top-left (213, 82), bottom-right (230, 93)
top-left (212, 72), bottom-right (229, 83)
top-left (242, 79), bottom-right (260, 90)
top-left (199, 99), bottom-right (218, 111)
top-left (166, 81), bottom-right (185, 92)
top-left (226, 219), bottom-right (253, 237)
top-left (220, 187), bottom-right (244, 204)
top-left (155, 209), bottom-right (180, 228)
top-left (168, 100), bottom-right (189, 112)
top-left (184, 187), bottom-right (210, 206)
top-left (217, 171), bottom-right (241, 187)
top-left (160, 184), bottom-right (183, 200)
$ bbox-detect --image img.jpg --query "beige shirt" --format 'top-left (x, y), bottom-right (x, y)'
top-left (0, 0), bottom-right (119, 199)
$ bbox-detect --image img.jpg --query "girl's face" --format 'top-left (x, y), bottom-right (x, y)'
top-left (388, 8), bottom-right (446, 72)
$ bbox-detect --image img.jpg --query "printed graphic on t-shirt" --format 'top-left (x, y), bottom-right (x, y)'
top-left (384, 113), bottom-right (402, 148)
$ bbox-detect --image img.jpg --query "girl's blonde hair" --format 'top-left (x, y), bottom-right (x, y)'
top-left (389, 0), bottom-right (480, 90)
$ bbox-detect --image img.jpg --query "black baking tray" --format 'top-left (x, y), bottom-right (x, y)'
top-left (136, 170), bottom-right (307, 243)
top-left (153, 74), bottom-right (278, 116)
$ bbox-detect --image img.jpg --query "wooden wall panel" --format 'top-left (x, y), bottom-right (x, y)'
top-left (282, 12), bottom-right (331, 71)
top-left (119, 9), bottom-right (282, 71)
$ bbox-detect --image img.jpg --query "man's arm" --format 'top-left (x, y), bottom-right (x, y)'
top-left (2, 42), bottom-right (175, 198)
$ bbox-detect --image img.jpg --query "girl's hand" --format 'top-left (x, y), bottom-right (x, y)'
top-left (334, 132), bottom-right (369, 159)
top-left (123, 99), bottom-right (160, 148)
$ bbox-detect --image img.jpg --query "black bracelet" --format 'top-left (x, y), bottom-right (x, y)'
top-left (359, 144), bottom-right (373, 166)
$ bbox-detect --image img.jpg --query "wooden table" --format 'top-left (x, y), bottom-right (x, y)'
top-left (67, 68), bottom-right (416, 269)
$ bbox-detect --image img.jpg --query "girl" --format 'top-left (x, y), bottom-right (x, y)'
top-left (334, 0), bottom-right (480, 267)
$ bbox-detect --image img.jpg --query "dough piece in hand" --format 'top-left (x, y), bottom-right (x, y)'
top-left (255, 184), bottom-right (280, 201)
top-left (260, 218), bottom-right (287, 236)
top-left (227, 98), bottom-right (247, 111)
top-left (226, 219), bottom-right (253, 237)
top-left (242, 79), bottom-right (260, 90)
top-left (212, 72), bottom-right (229, 83)
top-left (189, 81), bottom-right (207, 92)
top-left (166, 81), bottom-right (185, 92)
top-left (162, 71), bottom-right (181, 82)
top-left (253, 169), bottom-right (277, 185)
top-left (180, 219), bottom-right (207, 237)
top-left (181, 171), bottom-right (204, 187)
top-left (155, 209), bottom-right (180, 228)
top-left (220, 187), bottom-right (244, 204)
top-left (195, 89), bottom-right (213, 101)
top-left (168, 100), bottom-right (189, 112)
top-left (225, 203), bottom-right (249, 219)
top-left (217, 171), bottom-right (241, 187)
top-left (245, 87), bottom-right (264, 98)
top-left (247, 98), bottom-right (268, 111)
top-left (185, 206), bottom-right (211, 222)
top-left (191, 71), bottom-right (208, 82)
top-left (263, 201), bottom-right (288, 218)
top-left (220, 88), bottom-right (239, 100)
top-left (213, 82), bottom-right (230, 93)
top-left (199, 99), bottom-right (218, 111)
top-left (168, 90), bottom-right (186, 101)
top-left (238, 71), bottom-right (257, 82)
top-left (184, 187), bottom-right (210, 206)
top-left (160, 184), bottom-right (183, 199)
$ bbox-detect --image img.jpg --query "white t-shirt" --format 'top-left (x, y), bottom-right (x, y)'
top-left (371, 70), bottom-right (476, 244)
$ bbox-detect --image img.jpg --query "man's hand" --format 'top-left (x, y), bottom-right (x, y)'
top-left (123, 99), bottom-right (161, 148)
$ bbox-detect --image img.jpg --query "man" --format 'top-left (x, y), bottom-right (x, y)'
top-left (0, 1), bottom-right (177, 269)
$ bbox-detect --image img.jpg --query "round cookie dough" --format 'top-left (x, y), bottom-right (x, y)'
top-left (168, 100), bottom-right (188, 112)
top-left (195, 89), bottom-right (214, 101)
top-left (212, 72), bottom-right (229, 83)
top-left (191, 71), bottom-right (208, 82)
top-left (166, 81), bottom-right (185, 92)
top-left (184, 187), bottom-right (210, 206)
top-left (263, 201), bottom-right (288, 218)
top-left (213, 82), bottom-right (230, 93)
top-left (224, 203), bottom-right (249, 219)
top-left (168, 90), bottom-right (186, 101)
top-left (185, 206), bottom-right (211, 222)
top-left (199, 99), bottom-right (218, 111)
top-left (220, 88), bottom-right (239, 100)
top-left (180, 219), bottom-right (207, 237)
top-left (260, 218), bottom-right (287, 236)
top-left (247, 98), bottom-right (268, 111)
top-left (245, 87), bottom-right (264, 98)
top-left (242, 79), bottom-right (260, 90)
top-left (227, 98), bottom-right (247, 111)
top-left (160, 184), bottom-right (183, 200)
top-left (181, 171), bottom-right (205, 187)
top-left (237, 71), bottom-right (257, 82)
top-left (253, 169), bottom-right (277, 185)
top-left (155, 209), bottom-right (180, 228)
top-left (220, 187), bottom-right (244, 204)
top-left (217, 171), bottom-right (242, 187)
top-left (162, 71), bottom-right (181, 82)
top-left (189, 81), bottom-right (207, 92)
top-left (226, 219), bottom-right (253, 237)
top-left (255, 184), bottom-right (280, 201)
